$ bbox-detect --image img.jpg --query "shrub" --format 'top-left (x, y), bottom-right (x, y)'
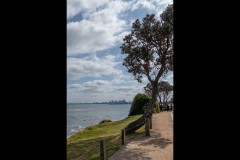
top-left (99, 119), bottom-right (112, 124)
top-left (129, 93), bottom-right (151, 116)
top-left (153, 102), bottom-right (160, 113)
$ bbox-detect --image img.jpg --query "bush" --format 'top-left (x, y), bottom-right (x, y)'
top-left (129, 93), bottom-right (151, 116)
top-left (99, 119), bottom-right (112, 124)
top-left (153, 102), bottom-right (160, 113)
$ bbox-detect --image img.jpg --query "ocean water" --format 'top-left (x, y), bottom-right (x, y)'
top-left (67, 103), bottom-right (131, 137)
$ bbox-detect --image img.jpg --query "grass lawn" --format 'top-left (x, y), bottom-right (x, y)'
top-left (67, 114), bottom-right (145, 160)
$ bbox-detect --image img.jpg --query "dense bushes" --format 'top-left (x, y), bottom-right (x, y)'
top-left (129, 93), bottom-right (150, 116)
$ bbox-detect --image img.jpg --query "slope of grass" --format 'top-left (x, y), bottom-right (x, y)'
top-left (67, 114), bottom-right (144, 160)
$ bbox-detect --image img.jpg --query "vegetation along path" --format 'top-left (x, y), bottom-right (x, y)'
top-left (109, 112), bottom-right (173, 160)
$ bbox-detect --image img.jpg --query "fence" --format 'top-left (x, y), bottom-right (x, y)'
top-left (75, 105), bottom-right (153, 160)
top-left (99, 117), bottom-right (151, 160)
top-left (74, 133), bottom-right (121, 160)
top-left (98, 113), bottom-right (152, 160)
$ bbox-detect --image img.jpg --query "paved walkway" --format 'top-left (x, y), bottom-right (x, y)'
top-left (109, 112), bottom-right (173, 160)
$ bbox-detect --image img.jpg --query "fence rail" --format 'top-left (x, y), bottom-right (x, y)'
top-left (124, 103), bottom-right (153, 135)
top-left (99, 116), bottom-right (151, 159)
top-left (124, 114), bottom-right (145, 135)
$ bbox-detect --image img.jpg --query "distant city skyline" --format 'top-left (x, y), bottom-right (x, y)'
top-left (67, 0), bottom-right (173, 103)
top-left (68, 99), bottom-right (131, 104)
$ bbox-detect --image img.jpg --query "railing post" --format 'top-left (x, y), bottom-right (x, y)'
top-left (150, 115), bottom-right (152, 129)
top-left (121, 129), bottom-right (125, 145)
top-left (100, 140), bottom-right (106, 160)
top-left (145, 118), bottom-right (150, 136)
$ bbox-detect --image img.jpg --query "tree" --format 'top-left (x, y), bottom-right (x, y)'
top-left (120, 5), bottom-right (173, 110)
top-left (144, 81), bottom-right (173, 107)
top-left (158, 81), bottom-right (173, 107)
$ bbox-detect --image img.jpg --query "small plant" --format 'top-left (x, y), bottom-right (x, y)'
top-left (153, 102), bottom-right (160, 113)
top-left (99, 119), bottom-right (112, 124)
top-left (86, 126), bottom-right (95, 130)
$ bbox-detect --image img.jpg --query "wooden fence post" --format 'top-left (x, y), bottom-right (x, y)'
top-left (100, 140), bottom-right (106, 160)
top-left (145, 118), bottom-right (150, 136)
top-left (150, 115), bottom-right (152, 129)
top-left (121, 129), bottom-right (125, 145)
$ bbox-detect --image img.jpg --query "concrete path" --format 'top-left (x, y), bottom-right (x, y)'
top-left (109, 112), bottom-right (173, 160)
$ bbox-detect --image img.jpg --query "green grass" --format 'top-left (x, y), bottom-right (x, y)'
top-left (67, 114), bottom-right (145, 160)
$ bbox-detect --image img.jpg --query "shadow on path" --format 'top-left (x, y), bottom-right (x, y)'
top-left (131, 132), bottom-right (173, 149)
top-left (110, 147), bottom-right (153, 160)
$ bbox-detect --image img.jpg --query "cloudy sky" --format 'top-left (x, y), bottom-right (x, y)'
top-left (67, 0), bottom-right (173, 103)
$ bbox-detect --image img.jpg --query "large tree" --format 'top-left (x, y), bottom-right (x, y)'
top-left (120, 5), bottom-right (173, 110)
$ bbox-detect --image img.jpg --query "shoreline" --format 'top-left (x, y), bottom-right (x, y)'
top-left (67, 103), bottom-right (131, 139)
top-left (67, 117), bottom-right (125, 139)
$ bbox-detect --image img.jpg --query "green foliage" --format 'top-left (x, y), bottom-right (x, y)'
top-left (153, 102), bottom-right (160, 113)
top-left (129, 93), bottom-right (150, 116)
top-left (99, 119), bottom-right (112, 124)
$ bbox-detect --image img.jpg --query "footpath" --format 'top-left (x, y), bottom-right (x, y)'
top-left (109, 112), bottom-right (173, 160)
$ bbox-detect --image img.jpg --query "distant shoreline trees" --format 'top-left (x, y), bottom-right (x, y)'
top-left (144, 81), bottom-right (173, 107)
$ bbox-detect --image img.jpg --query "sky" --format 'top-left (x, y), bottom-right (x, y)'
top-left (67, 0), bottom-right (173, 103)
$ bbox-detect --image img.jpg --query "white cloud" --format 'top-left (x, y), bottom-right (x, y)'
top-left (131, 0), bottom-right (156, 11)
top-left (67, 78), bottom-right (147, 103)
top-left (67, 0), bottom-right (173, 55)
top-left (67, 0), bottom-right (173, 20)
top-left (67, 55), bottom-right (122, 80)
top-left (67, 71), bottom-right (173, 103)
top-left (131, 0), bottom-right (173, 18)
top-left (67, 0), bottom-right (109, 19)
top-left (67, 0), bottom-right (131, 55)
top-left (153, 0), bottom-right (173, 17)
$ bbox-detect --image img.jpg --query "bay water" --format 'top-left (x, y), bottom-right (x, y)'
top-left (67, 103), bottom-right (131, 137)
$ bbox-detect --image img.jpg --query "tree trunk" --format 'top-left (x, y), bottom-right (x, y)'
top-left (158, 94), bottom-right (162, 106)
top-left (151, 82), bottom-right (158, 112)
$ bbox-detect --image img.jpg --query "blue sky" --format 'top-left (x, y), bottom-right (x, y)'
top-left (67, 0), bottom-right (173, 103)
